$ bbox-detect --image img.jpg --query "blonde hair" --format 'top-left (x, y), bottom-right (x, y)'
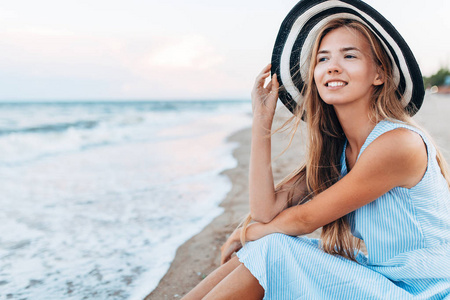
top-left (240, 18), bottom-right (450, 261)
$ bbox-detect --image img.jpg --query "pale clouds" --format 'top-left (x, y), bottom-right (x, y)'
top-left (147, 34), bottom-right (224, 70)
top-left (118, 34), bottom-right (236, 99)
top-left (0, 0), bottom-right (448, 101)
top-left (0, 26), bottom-right (238, 99)
top-left (0, 29), bottom-right (124, 77)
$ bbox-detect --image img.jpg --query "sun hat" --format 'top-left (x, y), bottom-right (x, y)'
top-left (271, 0), bottom-right (424, 116)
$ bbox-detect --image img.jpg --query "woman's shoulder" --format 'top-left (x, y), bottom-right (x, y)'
top-left (367, 119), bottom-right (428, 158)
top-left (359, 127), bottom-right (428, 189)
top-left (376, 126), bottom-right (425, 151)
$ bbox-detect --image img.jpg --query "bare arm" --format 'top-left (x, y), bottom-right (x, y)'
top-left (249, 122), bottom-right (306, 222)
top-left (249, 64), bottom-right (307, 223)
top-left (241, 128), bottom-right (428, 243)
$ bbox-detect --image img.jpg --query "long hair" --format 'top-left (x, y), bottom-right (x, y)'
top-left (240, 18), bottom-right (450, 261)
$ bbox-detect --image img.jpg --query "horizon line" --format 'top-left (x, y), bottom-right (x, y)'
top-left (0, 98), bottom-right (252, 104)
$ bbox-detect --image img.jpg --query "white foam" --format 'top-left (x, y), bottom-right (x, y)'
top-left (0, 101), bottom-right (252, 299)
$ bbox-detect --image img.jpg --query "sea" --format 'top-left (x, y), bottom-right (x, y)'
top-left (0, 100), bottom-right (252, 299)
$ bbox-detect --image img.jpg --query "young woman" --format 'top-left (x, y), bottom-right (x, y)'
top-left (183, 1), bottom-right (450, 299)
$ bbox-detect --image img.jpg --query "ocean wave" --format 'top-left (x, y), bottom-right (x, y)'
top-left (0, 120), bottom-right (99, 136)
top-left (0, 101), bottom-right (250, 166)
top-left (0, 100), bottom-right (252, 299)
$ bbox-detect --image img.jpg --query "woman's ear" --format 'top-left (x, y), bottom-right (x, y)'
top-left (373, 67), bottom-right (385, 86)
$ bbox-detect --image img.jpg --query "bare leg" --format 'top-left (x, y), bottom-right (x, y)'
top-left (182, 256), bottom-right (241, 300)
top-left (203, 263), bottom-right (264, 300)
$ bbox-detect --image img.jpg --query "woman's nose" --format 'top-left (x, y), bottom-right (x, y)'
top-left (327, 60), bottom-right (342, 74)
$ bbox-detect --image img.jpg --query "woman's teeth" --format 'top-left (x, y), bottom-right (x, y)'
top-left (327, 81), bottom-right (346, 87)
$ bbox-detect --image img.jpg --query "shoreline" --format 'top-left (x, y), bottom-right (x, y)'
top-left (145, 126), bottom-right (253, 299)
top-left (146, 108), bottom-right (321, 299)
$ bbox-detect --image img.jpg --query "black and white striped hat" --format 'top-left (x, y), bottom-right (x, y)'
top-left (271, 0), bottom-right (424, 116)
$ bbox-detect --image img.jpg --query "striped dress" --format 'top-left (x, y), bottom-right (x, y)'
top-left (236, 120), bottom-right (450, 299)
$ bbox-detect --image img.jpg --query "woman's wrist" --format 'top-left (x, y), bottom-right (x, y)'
top-left (244, 222), bottom-right (276, 242)
top-left (252, 117), bottom-right (273, 137)
top-left (252, 113), bottom-right (274, 126)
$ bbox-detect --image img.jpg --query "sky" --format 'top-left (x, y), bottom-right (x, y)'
top-left (1, 0), bottom-right (449, 101)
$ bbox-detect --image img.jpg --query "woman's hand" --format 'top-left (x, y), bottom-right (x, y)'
top-left (220, 228), bottom-right (242, 265)
top-left (251, 64), bottom-right (279, 123)
top-left (220, 223), bottom-right (277, 264)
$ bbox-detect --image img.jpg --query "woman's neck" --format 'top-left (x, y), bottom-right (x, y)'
top-left (334, 102), bottom-right (377, 160)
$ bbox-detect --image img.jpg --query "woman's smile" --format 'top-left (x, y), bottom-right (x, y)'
top-left (325, 80), bottom-right (348, 88)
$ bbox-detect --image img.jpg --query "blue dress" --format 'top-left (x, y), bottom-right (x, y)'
top-left (237, 120), bottom-right (450, 299)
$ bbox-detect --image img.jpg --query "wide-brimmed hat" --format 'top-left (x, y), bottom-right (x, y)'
top-left (271, 0), bottom-right (424, 116)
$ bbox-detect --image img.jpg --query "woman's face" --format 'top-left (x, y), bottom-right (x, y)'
top-left (313, 27), bottom-right (383, 108)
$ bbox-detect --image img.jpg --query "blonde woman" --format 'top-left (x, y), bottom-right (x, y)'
top-left (183, 1), bottom-right (450, 299)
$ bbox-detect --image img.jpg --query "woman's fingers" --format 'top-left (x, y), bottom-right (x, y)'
top-left (220, 251), bottom-right (230, 265)
top-left (220, 235), bottom-right (242, 265)
top-left (263, 74), bottom-right (278, 99)
top-left (251, 64), bottom-right (279, 121)
top-left (261, 63), bottom-right (271, 73)
top-left (255, 64), bottom-right (272, 83)
top-left (266, 78), bottom-right (273, 93)
top-left (272, 73), bottom-right (279, 88)
top-left (221, 244), bottom-right (241, 265)
top-left (255, 72), bottom-right (271, 89)
top-left (220, 244), bottom-right (233, 265)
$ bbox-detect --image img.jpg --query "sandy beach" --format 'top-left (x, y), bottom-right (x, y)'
top-left (146, 93), bottom-right (450, 299)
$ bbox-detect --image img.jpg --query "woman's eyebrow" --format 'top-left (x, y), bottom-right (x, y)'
top-left (317, 47), bottom-right (361, 55)
top-left (341, 46), bottom-right (361, 52)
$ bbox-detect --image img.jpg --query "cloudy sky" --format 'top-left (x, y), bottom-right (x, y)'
top-left (1, 0), bottom-right (449, 101)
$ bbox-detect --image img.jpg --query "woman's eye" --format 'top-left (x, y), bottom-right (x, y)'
top-left (345, 54), bottom-right (356, 59)
top-left (317, 57), bottom-right (328, 62)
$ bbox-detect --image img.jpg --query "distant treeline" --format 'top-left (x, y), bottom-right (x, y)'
top-left (423, 67), bottom-right (450, 88)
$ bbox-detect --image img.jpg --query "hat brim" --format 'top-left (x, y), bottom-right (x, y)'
top-left (271, 0), bottom-right (424, 116)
